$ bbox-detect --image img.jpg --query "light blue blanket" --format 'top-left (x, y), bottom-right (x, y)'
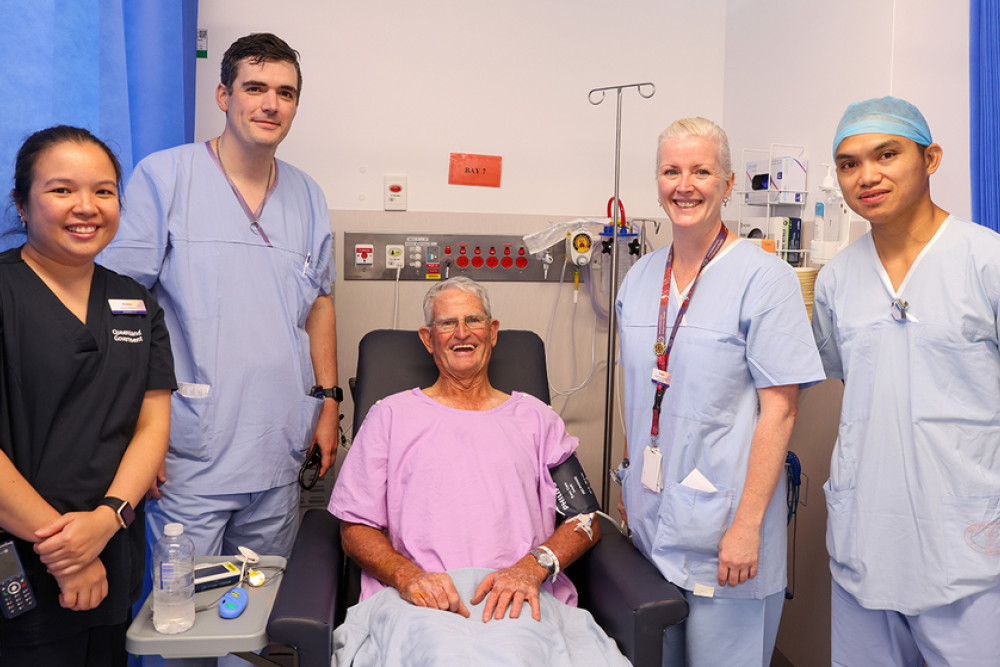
top-left (333, 567), bottom-right (631, 666)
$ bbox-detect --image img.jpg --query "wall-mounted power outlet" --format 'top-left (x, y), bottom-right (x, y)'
top-left (385, 244), bottom-right (404, 269)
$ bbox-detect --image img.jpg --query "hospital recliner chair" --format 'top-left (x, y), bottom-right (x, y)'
top-left (267, 329), bottom-right (688, 666)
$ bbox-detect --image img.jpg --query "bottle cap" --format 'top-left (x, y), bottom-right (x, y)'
top-left (164, 523), bottom-right (184, 537)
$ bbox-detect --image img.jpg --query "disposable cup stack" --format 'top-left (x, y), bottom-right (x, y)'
top-left (795, 267), bottom-right (818, 322)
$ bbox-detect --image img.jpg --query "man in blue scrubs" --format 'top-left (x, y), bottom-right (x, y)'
top-left (813, 96), bottom-right (1000, 666)
top-left (100, 33), bottom-right (340, 571)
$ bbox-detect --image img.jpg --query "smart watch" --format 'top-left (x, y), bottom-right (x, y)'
top-left (310, 385), bottom-right (344, 402)
top-left (98, 497), bottom-right (135, 530)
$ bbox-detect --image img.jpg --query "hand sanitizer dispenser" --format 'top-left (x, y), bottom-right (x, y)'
top-left (811, 164), bottom-right (846, 264)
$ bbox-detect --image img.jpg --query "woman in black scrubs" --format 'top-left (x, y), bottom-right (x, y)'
top-left (0, 126), bottom-right (175, 665)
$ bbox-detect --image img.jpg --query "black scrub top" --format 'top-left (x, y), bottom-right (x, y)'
top-left (0, 247), bottom-right (176, 645)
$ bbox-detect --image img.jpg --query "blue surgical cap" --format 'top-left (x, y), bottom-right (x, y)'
top-left (832, 96), bottom-right (932, 158)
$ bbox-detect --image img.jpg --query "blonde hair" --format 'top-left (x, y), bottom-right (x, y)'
top-left (656, 117), bottom-right (732, 177)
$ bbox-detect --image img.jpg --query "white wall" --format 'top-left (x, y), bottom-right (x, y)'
top-left (195, 0), bottom-right (727, 218)
top-left (195, 1), bottom-right (970, 664)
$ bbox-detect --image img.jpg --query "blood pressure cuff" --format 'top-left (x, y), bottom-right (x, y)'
top-left (549, 454), bottom-right (600, 520)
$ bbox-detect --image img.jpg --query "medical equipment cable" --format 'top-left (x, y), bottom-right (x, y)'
top-left (586, 263), bottom-right (610, 321)
top-left (194, 566), bottom-right (285, 613)
top-left (392, 265), bottom-right (402, 329)
top-left (785, 451), bottom-right (802, 600)
top-left (544, 260), bottom-right (607, 402)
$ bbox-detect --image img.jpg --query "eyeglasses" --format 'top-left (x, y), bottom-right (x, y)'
top-left (430, 313), bottom-right (489, 333)
top-left (298, 446), bottom-right (322, 490)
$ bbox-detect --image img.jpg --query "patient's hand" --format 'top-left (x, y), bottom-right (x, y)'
top-left (398, 570), bottom-right (470, 618)
top-left (471, 556), bottom-right (547, 622)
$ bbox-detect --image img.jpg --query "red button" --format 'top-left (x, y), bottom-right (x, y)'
top-left (486, 256), bottom-right (499, 268)
top-left (460, 246), bottom-right (467, 255)
top-left (474, 247), bottom-right (482, 255)
top-left (389, 185), bottom-right (402, 193)
top-left (503, 247), bottom-right (511, 255)
top-left (518, 247), bottom-right (526, 255)
top-left (471, 256), bottom-right (484, 268)
top-left (456, 256), bottom-right (469, 268)
top-left (445, 245), bottom-right (452, 255)
top-left (501, 256), bottom-right (513, 268)
top-left (489, 247), bottom-right (496, 255)
top-left (515, 257), bottom-right (528, 269)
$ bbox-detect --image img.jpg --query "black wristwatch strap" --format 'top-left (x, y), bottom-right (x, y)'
top-left (98, 497), bottom-right (135, 529)
top-left (310, 385), bottom-right (344, 402)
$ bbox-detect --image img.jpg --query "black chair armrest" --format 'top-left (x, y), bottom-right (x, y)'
top-left (267, 509), bottom-right (343, 667)
top-left (568, 514), bottom-right (688, 667)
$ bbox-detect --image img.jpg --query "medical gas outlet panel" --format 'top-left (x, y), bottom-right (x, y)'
top-left (344, 233), bottom-right (573, 282)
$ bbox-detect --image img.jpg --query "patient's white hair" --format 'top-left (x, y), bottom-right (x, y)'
top-left (423, 276), bottom-right (493, 325)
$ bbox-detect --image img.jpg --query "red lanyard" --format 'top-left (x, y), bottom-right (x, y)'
top-left (650, 224), bottom-right (728, 440)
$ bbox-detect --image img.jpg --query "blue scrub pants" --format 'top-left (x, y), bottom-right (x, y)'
top-left (146, 482), bottom-right (301, 559)
top-left (662, 590), bottom-right (783, 667)
top-left (832, 579), bottom-right (1000, 667)
top-left (142, 483), bottom-right (301, 667)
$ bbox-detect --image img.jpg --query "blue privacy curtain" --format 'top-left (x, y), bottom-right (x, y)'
top-left (971, 0), bottom-right (1000, 232)
top-left (0, 0), bottom-right (197, 248)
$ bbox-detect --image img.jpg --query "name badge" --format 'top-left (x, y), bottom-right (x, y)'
top-left (108, 299), bottom-right (147, 315)
top-left (651, 369), bottom-right (671, 387)
top-left (641, 446), bottom-right (663, 493)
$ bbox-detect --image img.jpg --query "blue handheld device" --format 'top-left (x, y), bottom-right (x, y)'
top-left (219, 586), bottom-right (248, 619)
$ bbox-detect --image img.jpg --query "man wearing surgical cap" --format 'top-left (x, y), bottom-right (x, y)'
top-left (812, 96), bottom-right (1000, 666)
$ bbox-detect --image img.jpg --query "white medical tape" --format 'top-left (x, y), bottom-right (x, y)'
top-left (568, 512), bottom-right (596, 541)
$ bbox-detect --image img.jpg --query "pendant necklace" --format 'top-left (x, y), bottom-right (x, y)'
top-left (215, 135), bottom-right (275, 246)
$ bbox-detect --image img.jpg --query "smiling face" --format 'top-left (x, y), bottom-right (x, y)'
top-left (657, 135), bottom-right (734, 234)
top-left (834, 133), bottom-right (941, 227)
top-left (419, 288), bottom-right (499, 383)
top-left (18, 140), bottom-right (120, 269)
top-left (217, 58), bottom-right (300, 152)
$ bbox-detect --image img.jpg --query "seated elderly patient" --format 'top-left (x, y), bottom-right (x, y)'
top-left (328, 276), bottom-right (625, 666)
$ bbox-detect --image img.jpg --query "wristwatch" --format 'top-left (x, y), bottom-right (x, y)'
top-left (310, 385), bottom-right (344, 402)
top-left (529, 547), bottom-right (558, 580)
top-left (98, 497), bottom-right (135, 530)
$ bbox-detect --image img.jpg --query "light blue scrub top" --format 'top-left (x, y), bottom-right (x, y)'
top-left (813, 216), bottom-right (1000, 615)
top-left (616, 240), bottom-right (824, 599)
top-left (100, 142), bottom-right (335, 494)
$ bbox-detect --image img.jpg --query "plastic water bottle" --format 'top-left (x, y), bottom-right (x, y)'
top-left (153, 523), bottom-right (195, 634)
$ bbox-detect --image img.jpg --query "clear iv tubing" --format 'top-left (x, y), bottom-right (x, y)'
top-left (586, 262), bottom-right (610, 321)
top-left (545, 260), bottom-right (607, 400)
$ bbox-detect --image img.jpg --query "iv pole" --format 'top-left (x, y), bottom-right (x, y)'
top-left (589, 82), bottom-right (655, 511)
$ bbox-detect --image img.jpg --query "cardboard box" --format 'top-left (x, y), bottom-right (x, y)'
top-left (743, 156), bottom-right (808, 205)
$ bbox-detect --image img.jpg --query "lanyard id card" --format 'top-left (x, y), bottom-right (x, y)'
top-left (641, 446), bottom-right (663, 493)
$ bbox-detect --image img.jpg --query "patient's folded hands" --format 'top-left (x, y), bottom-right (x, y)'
top-left (398, 569), bottom-right (471, 618)
top-left (470, 555), bottom-right (547, 623)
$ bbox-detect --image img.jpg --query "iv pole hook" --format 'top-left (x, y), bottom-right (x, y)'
top-left (587, 82), bottom-right (656, 106)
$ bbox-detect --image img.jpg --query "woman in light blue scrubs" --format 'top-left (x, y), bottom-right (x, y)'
top-left (615, 117), bottom-right (824, 667)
